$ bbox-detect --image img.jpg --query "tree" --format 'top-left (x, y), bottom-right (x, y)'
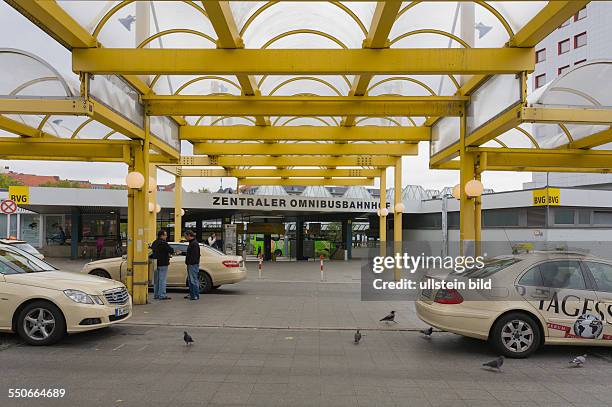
top-left (0, 174), bottom-right (23, 188)
top-left (39, 179), bottom-right (85, 188)
top-left (197, 187), bottom-right (211, 193)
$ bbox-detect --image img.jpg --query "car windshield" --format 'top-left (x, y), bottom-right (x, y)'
top-left (0, 245), bottom-right (56, 274)
top-left (11, 242), bottom-right (40, 255)
top-left (453, 258), bottom-right (522, 278)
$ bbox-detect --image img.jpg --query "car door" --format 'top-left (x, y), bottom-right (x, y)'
top-left (582, 261), bottom-right (612, 344)
top-left (167, 243), bottom-right (188, 286)
top-left (518, 260), bottom-right (599, 340)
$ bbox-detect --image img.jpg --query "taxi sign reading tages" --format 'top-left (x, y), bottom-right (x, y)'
top-left (532, 188), bottom-right (560, 206)
top-left (8, 185), bottom-right (29, 205)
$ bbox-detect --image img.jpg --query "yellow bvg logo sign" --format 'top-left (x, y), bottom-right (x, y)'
top-left (8, 185), bottom-right (29, 205)
top-left (532, 188), bottom-right (560, 206)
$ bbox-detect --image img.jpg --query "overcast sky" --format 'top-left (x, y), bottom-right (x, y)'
top-left (0, 2), bottom-right (532, 193)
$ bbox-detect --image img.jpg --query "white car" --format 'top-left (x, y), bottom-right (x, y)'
top-left (0, 239), bottom-right (45, 260)
top-left (0, 242), bottom-right (132, 345)
top-left (416, 252), bottom-right (612, 358)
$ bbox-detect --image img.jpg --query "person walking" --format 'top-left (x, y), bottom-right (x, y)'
top-left (152, 229), bottom-right (174, 300)
top-left (184, 230), bottom-right (201, 300)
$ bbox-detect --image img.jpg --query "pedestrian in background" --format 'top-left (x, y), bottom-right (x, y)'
top-left (152, 229), bottom-right (174, 300)
top-left (184, 230), bottom-right (201, 300)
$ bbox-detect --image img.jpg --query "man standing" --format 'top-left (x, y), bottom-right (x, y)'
top-left (152, 229), bottom-right (174, 300)
top-left (184, 230), bottom-right (201, 300)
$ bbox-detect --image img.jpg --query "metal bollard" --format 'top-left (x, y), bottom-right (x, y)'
top-left (258, 255), bottom-right (263, 279)
top-left (320, 255), bottom-right (325, 282)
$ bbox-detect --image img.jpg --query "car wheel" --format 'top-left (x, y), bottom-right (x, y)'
top-left (90, 269), bottom-right (111, 279)
top-left (16, 301), bottom-right (66, 346)
top-left (490, 312), bottom-right (541, 358)
top-left (198, 271), bottom-right (213, 294)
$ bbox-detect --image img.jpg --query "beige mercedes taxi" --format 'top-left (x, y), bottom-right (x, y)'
top-left (81, 242), bottom-right (247, 294)
top-left (0, 242), bottom-right (131, 346)
top-left (416, 252), bottom-right (612, 358)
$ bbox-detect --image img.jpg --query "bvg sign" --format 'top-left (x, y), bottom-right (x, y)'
top-left (532, 188), bottom-right (560, 206)
top-left (8, 186), bottom-right (29, 205)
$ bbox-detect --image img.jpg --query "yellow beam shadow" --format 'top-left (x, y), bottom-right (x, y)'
top-left (193, 143), bottom-right (418, 156)
top-left (238, 178), bottom-right (375, 187)
top-left (0, 137), bottom-right (134, 162)
top-left (178, 155), bottom-right (397, 167)
top-left (180, 125), bottom-right (430, 142)
top-left (144, 95), bottom-right (466, 117)
top-left (73, 48), bottom-right (535, 76)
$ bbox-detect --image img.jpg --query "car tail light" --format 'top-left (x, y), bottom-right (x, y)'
top-left (222, 260), bottom-right (241, 268)
top-left (434, 289), bottom-right (464, 304)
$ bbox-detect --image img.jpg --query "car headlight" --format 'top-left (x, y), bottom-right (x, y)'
top-left (64, 289), bottom-right (95, 304)
top-left (92, 295), bottom-right (105, 305)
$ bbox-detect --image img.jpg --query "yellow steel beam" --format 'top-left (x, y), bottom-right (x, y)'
top-left (144, 95), bottom-right (466, 117)
top-left (238, 178), bottom-right (375, 187)
top-left (0, 137), bottom-right (134, 162)
top-left (180, 125), bottom-right (430, 142)
top-left (344, 1), bottom-right (402, 127)
top-left (429, 145), bottom-right (460, 167)
top-left (522, 106), bottom-right (612, 125)
top-left (0, 115), bottom-right (53, 138)
top-left (73, 48), bottom-right (535, 76)
top-left (5, 0), bottom-right (97, 48)
top-left (193, 143), bottom-right (418, 156)
top-left (178, 155), bottom-right (397, 167)
top-left (562, 127), bottom-right (612, 150)
top-left (202, 1), bottom-right (267, 125)
top-left (0, 98), bottom-right (92, 115)
top-left (465, 103), bottom-right (523, 147)
top-left (88, 99), bottom-right (144, 139)
top-left (477, 148), bottom-right (612, 172)
top-left (175, 168), bottom-right (381, 178)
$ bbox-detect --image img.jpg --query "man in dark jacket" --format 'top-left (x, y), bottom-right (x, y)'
top-left (152, 229), bottom-right (174, 300)
top-left (184, 230), bottom-right (201, 300)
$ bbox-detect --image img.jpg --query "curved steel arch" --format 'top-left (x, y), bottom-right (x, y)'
top-left (275, 116), bottom-right (336, 127)
top-left (355, 117), bottom-right (412, 127)
top-left (71, 118), bottom-right (95, 139)
top-left (390, 29), bottom-right (471, 48)
top-left (198, 116), bottom-right (257, 126)
top-left (367, 77), bottom-right (436, 96)
top-left (258, 74), bottom-right (352, 93)
top-left (93, 0), bottom-right (208, 38)
top-left (173, 76), bottom-right (242, 95)
top-left (9, 77), bottom-right (62, 96)
top-left (558, 123), bottom-right (574, 143)
top-left (396, 1), bottom-right (514, 38)
top-left (268, 76), bottom-right (344, 96)
top-left (261, 29), bottom-right (349, 49)
top-left (514, 126), bottom-right (540, 149)
top-left (240, 1), bottom-right (367, 37)
top-left (137, 28), bottom-right (216, 49)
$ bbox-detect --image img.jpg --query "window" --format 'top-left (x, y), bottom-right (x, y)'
top-left (535, 73), bottom-right (547, 89)
top-left (535, 48), bottom-right (546, 63)
top-left (558, 65), bottom-right (570, 76)
top-left (0, 247), bottom-right (55, 275)
top-left (558, 38), bottom-right (570, 54)
top-left (519, 266), bottom-right (543, 287)
top-left (554, 208), bottom-right (575, 225)
top-left (578, 210), bottom-right (591, 225)
top-left (575, 59), bottom-right (587, 66)
top-left (574, 7), bottom-right (587, 21)
top-left (526, 208), bottom-right (546, 227)
top-left (483, 209), bottom-right (520, 227)
top-left (593, 211), bottom-right (612, 225)
top-left (574, 32), bottom-right (587, 49)
top-left (560, 18), bottom-right (571, 28)
top-left (584, 262), bottom-right (612, 293)
top-left (539, 261), bottom-right (586, 290)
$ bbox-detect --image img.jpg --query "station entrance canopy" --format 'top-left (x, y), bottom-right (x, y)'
top-left (3, 0), bottom-right (611, 304)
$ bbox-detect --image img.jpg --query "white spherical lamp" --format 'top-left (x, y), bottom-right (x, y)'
top-left (148, 202), bottom-right (155, 213)
top-left (465, 179), bottom-right (484, 198)
top-left (394, 203), bottom-right (405, 213)
top-left (451, 184), bottom-right (461, 200)
top-left (148, 177), bottom-right (157, 193)
top-left (155, 204), bottom-right (161, 214)
top-left (125, 171), bottom-right (145, 189)
top-left (180, 209), bottom-right (185, 217)
top-left (380, 208), bottom-right (389, 217)
top-left (376, 209), bottom-right (381, 217)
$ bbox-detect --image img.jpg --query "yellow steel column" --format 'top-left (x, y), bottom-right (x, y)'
top-left (393, 157), bottom-right (402, 281)
top-left (379, 168), bottom-right (387, 257)
top-left (174, 175), bottom-right (182, 241)
top-left (149, 164), bottom-right (157, 242)
top-left (474, 164), bottom-right (482, 256)
top-left (126, 157), bottom-right (135, 296)
top-left (131, 119), bottom-right (151, 305)
top-left (459, 114), bottom-right (476, 256)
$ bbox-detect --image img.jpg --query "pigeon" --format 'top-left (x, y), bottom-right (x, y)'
top-left (569, 354), bottom-right (587, 368)
top-left (482, 356), bottom-right (504, 371)
top-left (183, 331), bottom-right (194, 346)
top-left (380, 311), bottom-right (397, 323)
top-left (354, 330), bottom-right (362, 344)
top-left (420, 327), bottom-right (434, 337)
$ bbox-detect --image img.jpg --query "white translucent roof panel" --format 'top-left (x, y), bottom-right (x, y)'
top-left (260, 75), bottom-right (350, 97)
top-left (155, 75), bottom-right (242, 96)
top-left (302, 186), bottom-right (333, 198)
top-left (367, 75), bottom-right (458, 97)
top-left (343, 186), bottom-right (372, 200)
top-left (254, 186), bottom-right (288, 196)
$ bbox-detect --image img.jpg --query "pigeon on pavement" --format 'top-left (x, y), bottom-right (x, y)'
top-left (380, 311), bottom-right (397, 323)
top-left (183, 331), bottom-right (194, 346)
top-left (569, 354), bottom-right (587, 367)
top-left (482, 356), bottom-right (504, 371)
top-left (420, 327), bottom-right (434, 337)
top-left (354, 330), bottom-right (362, 344)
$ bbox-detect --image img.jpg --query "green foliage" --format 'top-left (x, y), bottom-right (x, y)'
top-left (0, 174), bottom-right (23, 188)
top-left (39, 179), bottom-right (84, 188)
